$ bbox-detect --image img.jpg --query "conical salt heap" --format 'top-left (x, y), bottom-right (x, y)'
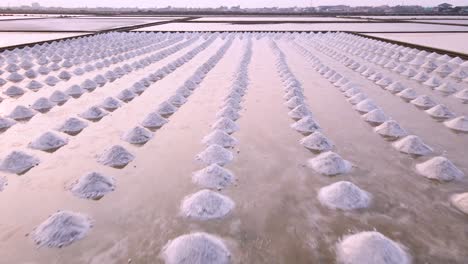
top-left (454, 89), bottom-right (468, 102)
top-left (375, 120), bottom-right (407, 138)
top-left (3, 85), bottom-right (25, 98)
top-left (291, 116), bottom-right (320, 134)
top-left (0, 150), bottom-right (39, 174)
top-left (385, 81), bottom-right (405, 93)
top-left (49, 90), bottom-right (69, 104)
top-left (340, 82), bottom-right (360, 92)
top-left (70, 172), bottom-right (115, 200)
top-left (32, 211), bottom-right (92, 248)
top-left (421, 60), bottom-right (438, 72)
top-left (58, 71), bottom-right (72, 81)
top-left (26, 80), bottom-right (43, 91)
top-left (434, 63), bottom-right (454, 77)
top-left (7, 72), bottom-right (24, 83)
top-left (177, 87), bottom-right (192, 98)
top-left (448, 67), bottom-right (468, 80)
top-left (318, 181), bottom-right (371, 210)
top-left (116, 89), bottom-right (136, 102)
top-left (284, 88), bottom-right (304, 100)
top-left (196, 144), bottom-right (233, 166)
top-left (73, 68), bottom-right (85, 76)
top-left (157, 101), bottom-right (177, 117)
top-left (288, 104), bottom-right (311, 120)
top-left (81, 79), bottom-right (97, 92)
top-left (363, 109), bottom-right (388, 125)
top-left (37, 66), bottom-right (50, 75)
top-left (401, 68), bottom-right (417, 77)
top-left (98, 145), bottom-right (134, 168)
top-left (162, 232), bottom-right (231, 264)
top-left (45, 76), bottom-right (60, 86)
top-left (425, 104), bottom-right (455, 119)
top-left (122, 126), bottom-right (153, 144)
top-left (131, 82), bottom-right (147, 94)
top-left (66, 84), bottom-right (85, 98)
top-left (0, 117), bottom-right (16, 131)
top-left (450, 193), bottom-right (468, 215)
top-left (336, 231), bottom-right (411, 264)
top-left (29, 131), bottom-right (68, 152)
top-left (79, 106), bottom-right (108, 121)
top-left (212, 117), bottom-right (239, 134)
top-left (422, 76), bottom-right (442, 88)
top-left (410, 95), bottom-right (436, 109)
top-left (344, 87), bottom-right (361, 98)
top-left (25, 69), bottom-right (37, 79)
top-left (307, 151), bottom-right (351, 176)
top-left (435, 82), bottom-right (459, 94)
top-left (397, 88), bottom-right (418, 100)
top-left (93, 75), bottom-right (107, 87)
top-left (31, 97), bottom-right (55, 112)
top-left (180, 189), bottom-right (234, 220)
top-left (192, 164), bottom-right (235, 190)
top-left (347, 93), bottom-right (367, 105)
top-left (416, 156), bottom-right (464, 181)
top-left (216, 106), bottom-right (240, 121)
top-left (375, 77), bottom-right (392, 87)
top-left (368, 72), bottom-right (383, 82)
top-left (202, 130), bottom-right (237, 148)
top-left (141, 112), bottom-right (168, 129)
top-left (392, 135), bottom-right (433, 156)
top-left (444, 116), bottom-right (468, 132)
top-left (8, 105), bottom-right (36, 121)
top-left (355, 99), bottom-right (379, 113)
top-left (285, 96), bottom-right (304, 109)
top-left (300, 131), bottom-right (334, 152)
top-left (100, 97), bottom-right (122, 111)
top-left (57, 117), bottom-right (88, 135)
top-left (168, 94), bottom-right (187, 107)
top-left (411, 71), bottom-right (430, 82)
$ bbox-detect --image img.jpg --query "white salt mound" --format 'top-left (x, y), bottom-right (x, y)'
top-left (0, 117), bottom-right (16, 130)
top-left (300, 131), bottom-right (334, 152)
top-left (98, 145), bottom-right (134, 168)
top-left (117, 89), bottom-right (136, 102)
top-left (196, 144), bottom-right (233, 166)
top-left (450, 193), bottom-right (468, 215)
top-left (29, 131), bottom-right (68, 152)
top-left (425, 104), bottom-right (455, 119)
top-left (31, 97), bottom-right (55, 112)
top-left (202, 130), bottom-right (237, 148)
top-left (285, 96), bottom-right (304, 109)
top-left (288, 104), bottom-right (312, 120)
top-left (397, 88), bottom-right (418, 100)
top-left (385, 81), bottom-right (405, 93)
top-left (122, 126), bottom-right (153, 144)
top-left (162, 232), bottom-right (231, 264)
top-left (318, 181), bottom-right (371, 210)
top-left (157, 101), bottom-right (177, 117)
top-left (336, 231), bottom-right (410, 264)
top-left (363, 109), bottom-right (388, 124)
top-left (32, 211), bottom-right (92, 248)
top-left (57, 117), bottom-right (88, 135)
top-left (347, 93), bottom-right (367, 105)
top-left (374, 120), bottom-right (407, 138)
top-left (168, 94), bottom-right (187, 107)
top-left (216, 106), bottom-right (240, 121)
top-left (392, 135), bottom-right (433, 156)
top-left (70, 172), bottom-right (115, 199)
top-left (49, 90), bottom-right (69, 104)
top-left (410, 95), bottom-right (436, 109)
top-left (79, 106), bottom-right (108, 121)
top-left (355, 99), bottom-right (379, 113)
top-left (454, 89), bottom-right (468, 101)
top-left (141, 112), bottom-right (168, 129)
top-left (212, 118), bottom-right (239, 134)
top-left (308, 151), bottom-right (351, 176)
top-left (0, 150), bottom-right (39, 174)
top-left (291, 116), bottom-right (320, 134)
top-left (416, 156), bottom-right (464, 182)
top-left (8, 105), bottom-right (36, 120)
top-left (100, 97), bottom-right (122, 111)
top-left (3, 85), bottom-right (25, 97)
top-left (181, 189), bottom-right (234, 220)
top-left (444, 116), bottom-right (468, 132)
top-left (66, 85), bottom-right (85, 98)
top-left (192, 164), bottom-right (235, 190)
top-left (26, 80), bottom-right (43, 91)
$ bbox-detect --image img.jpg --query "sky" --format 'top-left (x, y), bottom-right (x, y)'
top-left (4, 0), bottom-right (468, 8)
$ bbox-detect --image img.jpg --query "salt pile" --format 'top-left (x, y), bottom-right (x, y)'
top-left (288, 104), bottom-right (312, 120)
top-left (58, 71), bottom-right (72, 81)
top-left (202, 130), bottom-right (237, 148)
top-left (98, 145), bottom-right (134, 168)
top-left (454, 89), bottom-right (468, 102)
top-left (385, 82), bottom-right (405, 93)
top-left (26, 80), bottom-right (44, 92)
top-left (0, 150), bottom-right (39, 174)
top-left (192, 164), bottom-right (235, 190)
top-left (8, 105), bottom-right (36, 121)
top-left (7, 72), bottom-right (24, 83)
top-left (336, 231), bottom-right (410, 264)
top-left (411, 71), bottom-right (430, 82)
top-left (444, 116), bottom-right (468, 132)
top-left (450, 193), bottom-right (468, 215)
top-left (318, 181), bottom-right (371, 210)
top-left (307, 151), bottom-right (351, 176)
top-left (422, 76), bottom-right (442, 88)
top-left (181, 189), bottom-right (234, 220)
top-left (31, 97), bottom-right (55, 112)
top-left (291, 116), bottom-right (320, 134)
top-left (285, 96), bottom-right (304, 109)
top-left (49, 90), bottom-right (70, 104)
top-left (45, 76), bottom-right (60, 86)
top-left (66, 85), bottom-right (85, 98)
top-left (392, 135), bottom-right (433, 156)
top-left (29, 131), bottom-right (68, 152)
top-left (122, 126), bottom-right (153, 144)
top-left (425, 104), bottom-right (455, 119)
top-left (157, 101), bottom-right (177, 117)
top-left (216, 106), bottom-right (240, 121)
top-left (344, 87), bottom-right (361, 98)
top-left (212, 118), bottom-right (239, 134)
top-left (401, 68), bottom-right (417, 78)
top-left (375, 120), bottom-right (407, 138)
top-left (416, 156), bottom-right (464, 181)
top-left (435, 82), bottom-right (459, 94)
top-left (117, 89), bottom-right (137, 102)
top-left (79, 106), bottom-right (108, 121)
top-left (355, 99), bottom-right (379, 113)
top-left (362, 109), bottom-right (388, 125)
top-left (162, 232), bottom-right (231, 264)
top-left (300, 132), bottom-right (334, 152)
top-left (93, 75), bottom-right (107, 87)
top-left (70, 172), bottom-right (115, 200)
top-left (168, 94), bottom-right (187, 107)
top-left (3, 85), bottom-right (25, 97)
top-left (57, 117), bottom-right (88, 135)
top-left (347, 93), bottom-right (367, 105)
top-left (32, 211), bottom-right (92, 248)
top-left (25, 69), bottom-right (37, 79)
top-left (375, 77), bottom-right (392, 87)
top-left (141, 112), bottom-right (168, 129)
top-left (100, 97), bottom-right (122, 111)
top-left (0, 117), bottom-right (16, 131)
top-left (196, 144), bottom-right (233, 166)
top-left (397, 88), bottom-right (418, 101)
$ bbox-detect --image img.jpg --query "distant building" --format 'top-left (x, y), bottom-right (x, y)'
top-left (435, 3), bottom-right (453, 12)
